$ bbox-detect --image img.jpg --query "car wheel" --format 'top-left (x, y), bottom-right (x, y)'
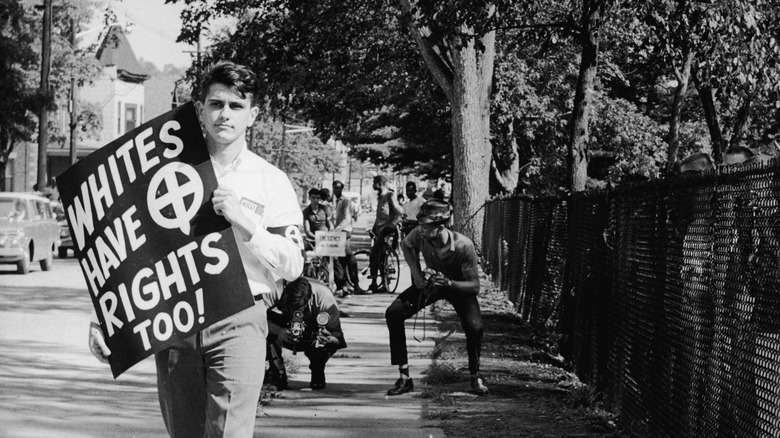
top-left (58, 247), bottom-right (68, 258)
top-left (17, 246), bottom-right (31, 275)
top-left (40, 251), bottom-right (53, 271)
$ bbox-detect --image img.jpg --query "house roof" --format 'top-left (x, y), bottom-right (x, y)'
top-left (95, 26), bottom-right (149, 83)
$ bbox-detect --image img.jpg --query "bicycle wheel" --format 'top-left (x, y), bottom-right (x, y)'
top-left (304, 258), bottom-right (330, 284)
top-left (302, 262), bottom-right (318, 279)
top-left (382, 250), bottom-right (401, 293)
top-left (353, 249), bottom-right (373, 291)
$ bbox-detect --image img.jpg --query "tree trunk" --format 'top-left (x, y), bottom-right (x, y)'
top-left (450, 28), bottom-right (495, 248)
top-left (693, 74), bottom-right (725, 163)
top-left (667, 48), bottom-right (694, 165)
top-left (728, 95), bottom-right (752, 150)
top-left (568, 0), bottom-right (605, 192)
top-left (0, 127), bottom-right (9, 192)
top-left (491, 119), bottom-right (520, 194)
top-left (399, 1), bottom-right (495, 249)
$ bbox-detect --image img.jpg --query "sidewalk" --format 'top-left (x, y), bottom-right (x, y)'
top-left (0, 244), bottom-right (446, 437)
top-left (257, 291), bottom-right (446, 438)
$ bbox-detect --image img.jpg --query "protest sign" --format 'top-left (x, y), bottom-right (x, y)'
top-left (314, 231), bottom-right (347, 257)
top-left (56, 102), bottom-right (254, 378)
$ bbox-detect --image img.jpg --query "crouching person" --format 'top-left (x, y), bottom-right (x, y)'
top-left (266, 277), bottom-right (346, 390)
top-left (385, 199), bottom-right (488, 396)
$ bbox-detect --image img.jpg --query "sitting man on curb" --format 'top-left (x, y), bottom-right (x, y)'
top-left (384, 199), bottom-right (489, 396)
top-left (265, 277), bottom-right (347, 390)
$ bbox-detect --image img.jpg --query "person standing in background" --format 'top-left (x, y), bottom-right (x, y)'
top-left (367, 175), bottom-right (403, 294)
top-left (332, 180), bottom-right (363, 295)
top-left (401, 181), bottom-right (425, 236)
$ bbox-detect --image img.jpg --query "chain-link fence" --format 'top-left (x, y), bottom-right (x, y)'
top-left (482, 162), bottom-right (780, 437)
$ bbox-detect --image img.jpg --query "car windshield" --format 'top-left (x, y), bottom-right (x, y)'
top-left (0, 198), bottom-right (24, 219)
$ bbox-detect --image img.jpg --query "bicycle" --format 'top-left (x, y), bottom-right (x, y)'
top-left (353, 225), bottom-right (402, 293)
top-left (303, 239), bottom-right (330, 284)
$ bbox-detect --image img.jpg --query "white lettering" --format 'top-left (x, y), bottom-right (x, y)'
top-left (136, 127), bottom-right (160, 173)
top-left (153, 312), bottom-right (173, 342)
top-left (94, 235), bottom-right (121, 282)
top-left (81, 249), bottom-right (105, 295)
top-left (98, 291), bottom-right (123, 337)
top-left (133, 319), bottom-right (152, 351)
top-left (67, 181), bottom-right (94, 250)
top-left (176, 241), bottom-right (201, 286)
top-left (87, 164), bottom-right (113, 221)
top-left (107, 154), bottom-right (124, 197)
top-left (103, 216), bottom-right (127, 262)
top-left (173, 301), bottom-right (195, 333)
top-left (155, 251), bottom-right (186, 301)
top-left (131, 267), bottom-right (159, 311)
top-left (160, 121), bottom-right (184, 158)
top-left (201, 233), bottom-right (228, 275)
top-left (117, 283), bottom-right (136, 322)
top-left (122, 206), bottom-right (146, 251)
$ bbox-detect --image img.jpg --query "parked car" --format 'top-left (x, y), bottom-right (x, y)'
top-left (52, 201), bottom-right (73, 258)
top-left (0, 193), bottom-right (60, 274)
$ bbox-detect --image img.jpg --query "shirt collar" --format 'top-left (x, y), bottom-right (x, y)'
top-left (211, 146), bottom-right (248, 175)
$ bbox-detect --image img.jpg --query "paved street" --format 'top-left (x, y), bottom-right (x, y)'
top-left (0, 226), bottom-right (444, 437)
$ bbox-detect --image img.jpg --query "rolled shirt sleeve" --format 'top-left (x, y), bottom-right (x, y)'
top-left (243, 175), bottom-right (304, 282)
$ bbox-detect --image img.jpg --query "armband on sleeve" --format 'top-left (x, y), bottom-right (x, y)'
top-left (267, 224), bottom-right (305, 253)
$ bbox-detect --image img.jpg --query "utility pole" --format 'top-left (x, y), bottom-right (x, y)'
top-left (69, 17), bottom-right (78, 166)
top-left (37, 0), bottom-right (52, 190)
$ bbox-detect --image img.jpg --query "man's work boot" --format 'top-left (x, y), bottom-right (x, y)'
top-left (387, 377), bottom-right (414, 396)
top-left (310, 363), bottom-right (326, 390)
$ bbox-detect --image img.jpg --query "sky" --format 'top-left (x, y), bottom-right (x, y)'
top-left (88, 0), bottom-right (196, 69)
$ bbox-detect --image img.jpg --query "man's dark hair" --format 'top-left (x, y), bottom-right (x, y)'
top-left (199, 61), bottom-right (259, 106)
top-left (308, 187), bottom-right (322, 197)
top-left (278, 278), bottom-right (312, 314)
top-left (406, 181), bottom-right (417, 190)
top-left (374, 175), bottom-right (388, 185)
top-left (332, 180), bottom-right (344, 189)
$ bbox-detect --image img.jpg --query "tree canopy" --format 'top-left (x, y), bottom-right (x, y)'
top-left (170, 0), bottom-right (780, 241)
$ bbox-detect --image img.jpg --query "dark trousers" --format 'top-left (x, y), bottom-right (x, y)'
top-left (333, 232), bottom-right (358, 289)
top-left (370, 227), bottom-right (396, 282)
top-left (385, 284), bottom-right (483, 375)
top-left (266, 312), bottom-right (335, 384)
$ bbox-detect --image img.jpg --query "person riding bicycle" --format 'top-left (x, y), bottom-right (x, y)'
top-left (332, 180), bottom-right (363, 296)
top-left (401, 181), bottom-right (425, 236)
top-left (384, 199), bottom-right (489, 396)
top-left (265, 277), bottom-right (347, 390)
top-left (367, 175), bottom-right (403, 294)
top-left (302, 188), bottom-right (333, 252)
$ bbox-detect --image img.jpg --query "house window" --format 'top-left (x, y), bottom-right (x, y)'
top-left (125, 104), bottom-right (138, 133)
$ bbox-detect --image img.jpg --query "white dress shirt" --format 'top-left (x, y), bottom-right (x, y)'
top-left (211, 147), bottom-right (304, 296)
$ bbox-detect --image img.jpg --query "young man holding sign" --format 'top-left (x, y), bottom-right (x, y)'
top-left (88, 61), bottom-right (305, 437)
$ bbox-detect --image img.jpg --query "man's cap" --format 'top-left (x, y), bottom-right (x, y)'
top-left (373, 175), bottom-right (388, 185)
top-left (417, 199), bottom-right (451, 224)
top-left (332, 180), bottom-right (344, 188)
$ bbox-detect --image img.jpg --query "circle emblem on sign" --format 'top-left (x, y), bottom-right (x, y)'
top-left (147, 162), bottom-right (204, 235)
